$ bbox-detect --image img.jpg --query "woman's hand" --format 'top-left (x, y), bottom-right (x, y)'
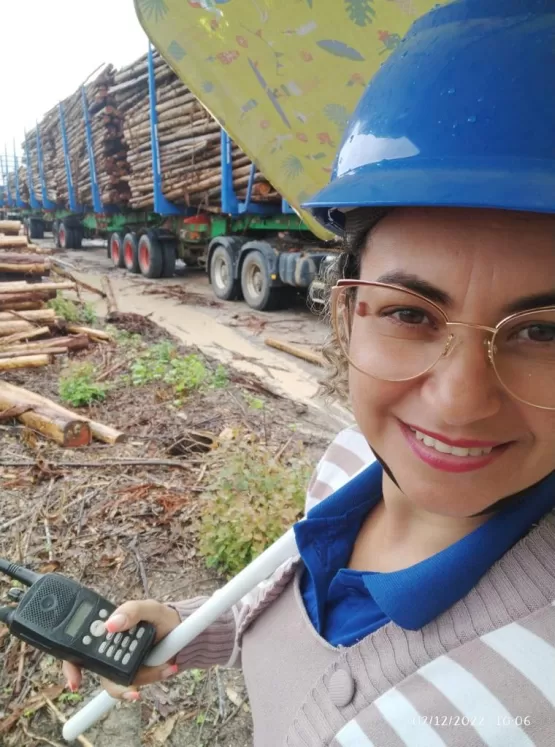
top-left (62, 600), bottom-right (182, 701)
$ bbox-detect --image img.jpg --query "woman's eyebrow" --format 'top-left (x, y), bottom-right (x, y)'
top-left (376, 271), bottom-right (555, 315)
top-left (376, 271), bottom-right (453, 307)
top-left (503, 291), bottom-right (555, 315)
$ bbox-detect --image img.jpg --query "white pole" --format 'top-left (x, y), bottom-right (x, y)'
top-left (63, 529), bottom-right (299, 741)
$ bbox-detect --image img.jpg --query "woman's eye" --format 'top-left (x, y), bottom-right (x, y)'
top-left (514, 324), bottom-right (555, 343)
top-left (387, 308), bottom-right (430, 325)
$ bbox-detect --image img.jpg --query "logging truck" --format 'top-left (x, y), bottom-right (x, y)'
top-left (1, 44), bottom-right (338, 312)
top-left (5, 0), bottom-right (415, 312)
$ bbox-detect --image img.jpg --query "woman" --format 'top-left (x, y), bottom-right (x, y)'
top-left (64, 1), bottom-right (555, 744)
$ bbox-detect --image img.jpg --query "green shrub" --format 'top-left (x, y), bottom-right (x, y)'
top-left (198, 439), bottom-right (313, 577)
top-left (48, 296), bottom-right (97, 325)
top-left (59, 363), bottom-right (107, 407)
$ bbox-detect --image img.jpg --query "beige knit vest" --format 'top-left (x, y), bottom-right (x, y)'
top-left (240, 511), bottom-right (555, 746)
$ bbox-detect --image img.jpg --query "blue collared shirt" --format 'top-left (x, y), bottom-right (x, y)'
top-left (294, 461), bottom-right (555, 647)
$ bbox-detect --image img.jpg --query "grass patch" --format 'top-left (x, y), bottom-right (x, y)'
top-left (59, 363), bottom-right (107, 407)
top-left (129, 342), bottom-right (228, 399)
top-left (48, 295), bottom-right (97, 325)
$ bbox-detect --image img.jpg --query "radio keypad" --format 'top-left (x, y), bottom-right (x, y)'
top-left (92, 618), bottom-right (147, 669)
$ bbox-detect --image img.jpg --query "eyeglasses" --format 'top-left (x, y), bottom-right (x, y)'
top-left (331, 280), bottom-right (555, 410)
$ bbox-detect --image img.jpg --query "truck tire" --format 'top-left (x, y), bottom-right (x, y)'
top-left (210, 244), bottom-right (240, 300)
top-left (72, 227), bottom-right (83, 250)
top-left (240, 250), bottom-right (283, 311)
top-left (161, 239), bottom-right (177, 278)
top-left (28, 217), bottom-right (44, 240)
top-left (109, 232), bottom-right (125, 268)
top-left (138, 232), bottom-right (163, 279)
top-left (123, 233), bottom-right (140, 274)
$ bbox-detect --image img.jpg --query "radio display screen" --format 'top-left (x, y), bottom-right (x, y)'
top-left (65, 601), bottom-right (94, 637)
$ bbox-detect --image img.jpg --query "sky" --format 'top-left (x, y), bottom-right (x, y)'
top-left (0, 0), bottom-right (148, 158)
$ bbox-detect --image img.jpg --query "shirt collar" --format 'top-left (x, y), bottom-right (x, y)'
top-left (295, 463), bottom-right (555, 632)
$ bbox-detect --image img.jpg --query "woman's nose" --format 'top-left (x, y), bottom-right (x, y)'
top-left (422, 335), bottom-right (503, 425)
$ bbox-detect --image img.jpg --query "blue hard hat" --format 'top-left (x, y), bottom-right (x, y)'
top-left (303, 0), bottom-right (555, 235)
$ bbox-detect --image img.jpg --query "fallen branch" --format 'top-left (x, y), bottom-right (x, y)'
top-left (0, 382), bottom-right (92, 447)
top-left (101, 275), bottom-right (118, 315)
top-left (15, 642), bottom-right (26, 696)
top-left (51, 265), bottom-right (106, 298)
top-left (0, 354), bottom-right (51, 371)
top-left (129, 536), bottom-right (150, 596)
top-left (0, 280), bottom-right (74, 294)
top-left (66, 324), bottom-right (113, 342)
top-left (0, 382), bottom-right (124, 445)
top-left (264, 337), bottom-right (324, 367)
top-left (43, 696), bottom-right (95, 747)
top-left (20, 725), bottom-right (64, 747)
top-left (0, 457), bottom-right (189, 469)
top-left (0, 326), bottom-right (51, 348)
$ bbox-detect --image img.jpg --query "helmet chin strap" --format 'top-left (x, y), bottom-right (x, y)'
top-left (371, 447), bottom-right (553, 518)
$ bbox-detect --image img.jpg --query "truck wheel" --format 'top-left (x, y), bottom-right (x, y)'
top-left (138, 232), bottom-right (163, 279)
top-left (210, 245), bottom-right (240, 300)
top-left (123, 233), bottom-right (140, 274)
top-left (72, 227), bottom-right (83, 250)
top-left (161, 240), bottom-right (177, 278)
top-left (28, 217), bottom-right (44, 240)
top-left (240, 250), bottom-right (283, 311)
top-left (109, 232), bottom-right (125, 268)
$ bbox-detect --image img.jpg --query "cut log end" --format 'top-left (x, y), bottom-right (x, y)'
top-left (64, 421), bottom-right (93, 448)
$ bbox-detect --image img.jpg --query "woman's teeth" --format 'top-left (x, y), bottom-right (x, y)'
top-left (411, 428), bottom-right (494, 457)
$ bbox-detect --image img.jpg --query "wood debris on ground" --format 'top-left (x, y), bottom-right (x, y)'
top-left (141, 282), bottom-right (223, 308)
top-left (0, 304), bottom-right (331, 747)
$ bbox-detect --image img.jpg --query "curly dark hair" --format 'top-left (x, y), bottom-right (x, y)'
top-left (319, 207), bottom-right (390, 401)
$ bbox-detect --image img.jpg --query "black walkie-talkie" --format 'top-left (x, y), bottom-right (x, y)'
top-left (0, 560), bottom-right (156, 686)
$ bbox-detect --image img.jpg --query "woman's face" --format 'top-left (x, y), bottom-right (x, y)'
top-left (349, 207), bottom-right (555, 516)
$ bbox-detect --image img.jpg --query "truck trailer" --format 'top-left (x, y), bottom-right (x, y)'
top-left (2, 48), bottom-right (337, 311)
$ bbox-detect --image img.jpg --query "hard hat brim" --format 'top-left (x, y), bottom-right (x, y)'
top-left (303, 158), bottom-right (555, 236)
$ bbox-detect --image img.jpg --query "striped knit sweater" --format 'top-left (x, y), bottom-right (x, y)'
top-left (171, 427), bottom-right (555, 746)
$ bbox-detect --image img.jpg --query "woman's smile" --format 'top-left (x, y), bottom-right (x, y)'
top-left (398, 419), bottom-right (512, 473)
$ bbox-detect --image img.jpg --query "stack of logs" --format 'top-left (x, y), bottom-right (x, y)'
top-left (0, 220), bottom-right (124, 447)
top-left (0, 220), bottom-right (106, 372)
top-left (23, 66), bottom-right (130, 208)
top-left (18, 52), bottom-right (278, 214)
top-left (118, 53), bottom-right (278, 209)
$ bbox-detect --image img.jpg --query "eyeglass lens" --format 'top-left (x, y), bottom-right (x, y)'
top-left (334, 284), bottom-right (555, 409)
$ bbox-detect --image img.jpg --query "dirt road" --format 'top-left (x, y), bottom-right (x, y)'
top-left (58, 240), bottom-right (352, 432)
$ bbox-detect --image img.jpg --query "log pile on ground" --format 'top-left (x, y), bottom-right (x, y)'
top-left (19, 52), bottom-right (278, 214)
top-left (0, 224), bottom-right (112, 372)
top-left (0, 277), bottom-right (98, 372)
top-left (0, 380), bottom-right (124, 447)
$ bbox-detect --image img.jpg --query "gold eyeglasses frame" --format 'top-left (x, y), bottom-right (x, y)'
top-left (331, 279), bottom-right (555, 411)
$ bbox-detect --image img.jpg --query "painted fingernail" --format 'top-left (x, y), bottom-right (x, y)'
top-left (106, 613), bottom-right (127, 632)
top-left (122, 691), bottom-right (141, 702)
top-left (162, 664), bottom-right (178, 679)
top-left (68, 682), bottom-right (79, 693)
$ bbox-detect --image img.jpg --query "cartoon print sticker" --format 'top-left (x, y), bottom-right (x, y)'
top-left (167, 41), bottom-right (186, 60)
top-left (137, 0), bottom-right (169, 22)
top-left (316, 40), bottom-right (365, 61)
top-left (346, 0), bottom-right (376, 26)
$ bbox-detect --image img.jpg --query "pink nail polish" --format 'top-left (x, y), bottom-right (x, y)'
top-left (123, 691), bottom-right (141, 702)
